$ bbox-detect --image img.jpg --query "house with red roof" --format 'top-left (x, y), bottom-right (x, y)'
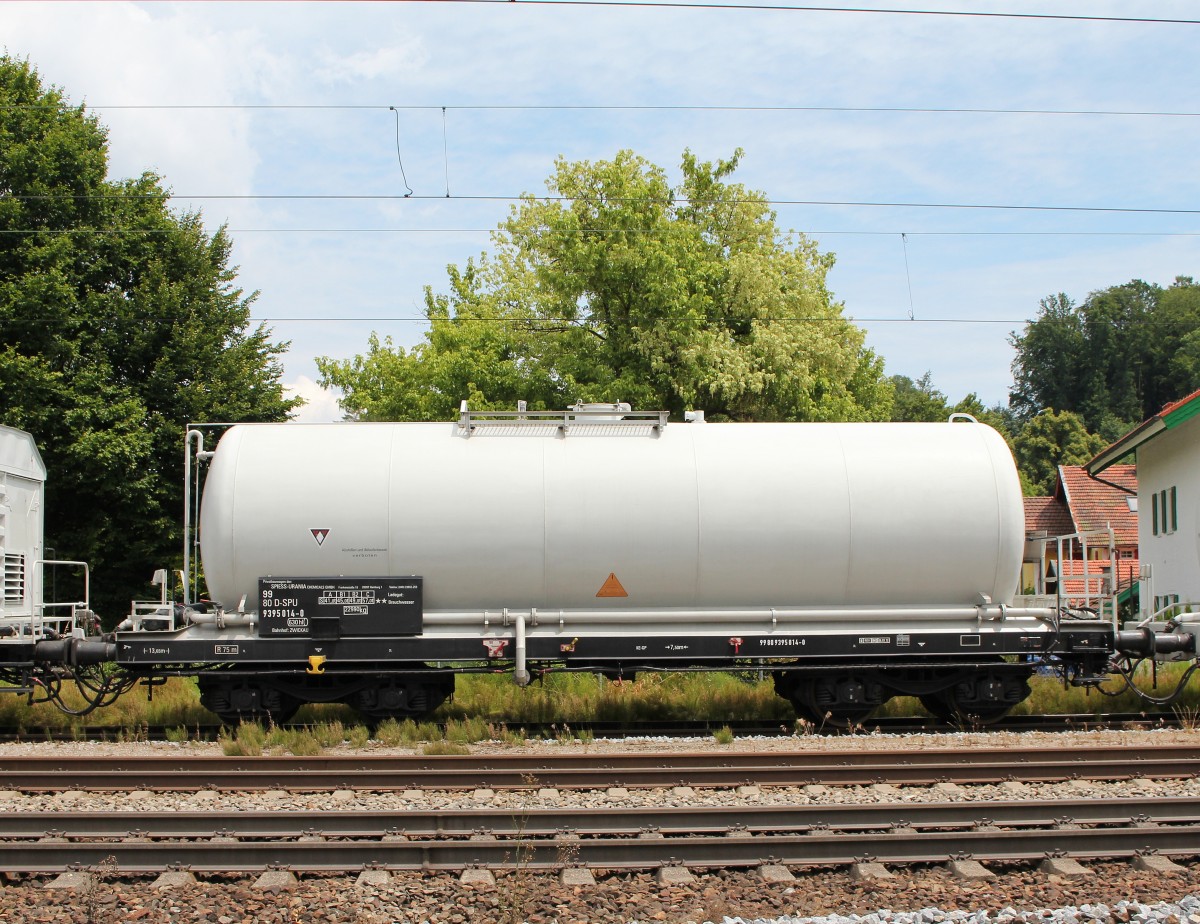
top-left (1021, 464), bottom-right (1139, 611)
top-left (1089, 388), bottom-right (1200, 618)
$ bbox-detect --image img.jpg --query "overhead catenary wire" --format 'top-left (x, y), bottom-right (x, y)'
top-left (441, 107), bottom-right (451, 199)
top-left (387, 107), bottom-right (414, 197)
top-left (0, 1), bottom-right (1174, 24)
top-left (8, 193), bottom-right (1200, 215)
top-left (900, 232), bottom-right (915, 321)
top-left (6, 103), bottom-right (1200, 118)
top-left (319, 0), bottom-right (1200, 26)
top-left (12, 304), bottom-right (1200, 329)
top-left (3, 99), bottom-right (1192, 224)
top-left (0, 314), bottom-right (1097, 326)
top-left (1, 228), bottom-right (1199, 237)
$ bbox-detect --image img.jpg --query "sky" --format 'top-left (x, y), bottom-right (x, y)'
top-left (2, 1), bottom-right (1198, 422)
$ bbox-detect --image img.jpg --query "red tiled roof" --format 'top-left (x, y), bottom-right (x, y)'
top-left (1056, 464), bottom-right (1138, 547)
top-left (1090, 388), bottom-right (1200, 476)
top-left (1157, 387), bottom-right (1200, 420)
top-left (1023, 496), bottom-right (1074, 537)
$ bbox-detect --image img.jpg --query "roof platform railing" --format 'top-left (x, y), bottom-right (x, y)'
top-left (457, 401), bottom-right (669, 435)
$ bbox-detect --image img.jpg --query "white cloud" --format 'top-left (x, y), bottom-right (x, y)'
top-left (315, 41), bottom-right (426, 85)
top-left (0, 0), bottom-right (282, 235)
top-left (284, 375), bottom-right (345, 423)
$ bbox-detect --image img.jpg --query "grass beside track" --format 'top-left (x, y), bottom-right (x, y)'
top-left (1, 662), bottom-right (1197, 753)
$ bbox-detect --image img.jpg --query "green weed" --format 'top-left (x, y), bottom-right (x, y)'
top-left (312, 721), bottom-right (346, 749)
top-left (445, 716), bottom-right (490, 744)
top-left (422, 740), bottom-right (469, 755)
top-left (373, 718), bottom-right (403, 746)
top-left (283, 732), bottom-right (324, 757)
top-left (219, 721), bottom-right (267, 756)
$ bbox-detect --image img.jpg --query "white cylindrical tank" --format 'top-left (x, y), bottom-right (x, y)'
top-left (198, 418), bottom-right (1025, 615)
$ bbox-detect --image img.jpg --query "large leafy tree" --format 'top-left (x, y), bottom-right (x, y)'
top-left (1010, 278), bottom-right (1200, 439)
top-left (889, 373), bottom-right (952, 423)
top-left (319, 150), bottom-right (892, 422)
top-left (0, 57), bottom-right (298, 621)
top-left (1012, 409), bottom-right (1106, 496)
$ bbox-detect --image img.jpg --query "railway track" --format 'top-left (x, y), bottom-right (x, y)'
top-left (8, 796), bottom-right (1200, 839)
top-left (1, 744), bottom-right (1197, 790)
top-left (2, 797), bottom-right (1197, 874)
top-left (3, 744), bottom-right (1196, 877)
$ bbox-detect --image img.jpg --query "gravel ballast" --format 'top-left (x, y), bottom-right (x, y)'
top-left (0, 727), bottom-right (1195, 923)
top-left (1, 862), bottom-right (1197, 924)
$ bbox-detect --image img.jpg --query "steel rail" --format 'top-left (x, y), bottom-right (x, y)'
top-left (0, 746), bottom-right (1197, 789)
top-left (0, 713), bottom-right (1187, 742)
top-left (5, 797), bottom-right (1200, 840)
top-left (2, 824), bottom-right (1198, 874)
top-left (6, 743), bottom-right (1196, 770)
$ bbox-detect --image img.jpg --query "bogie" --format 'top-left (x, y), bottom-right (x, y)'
top-left (773, 660), bottom-right (1036, 728)
top-left (196, 671), bottom-right (455, 725)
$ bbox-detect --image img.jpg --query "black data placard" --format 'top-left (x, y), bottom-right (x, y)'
top-left (258, 577), bottom-right (422, 637)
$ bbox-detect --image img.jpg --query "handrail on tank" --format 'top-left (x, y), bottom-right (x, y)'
top-left (457, 400), bottom-right (668, 434)
top-left (183, 429), bottom-right (216, 607)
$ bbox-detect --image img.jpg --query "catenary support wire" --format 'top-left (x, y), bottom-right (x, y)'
top-left (442, 107), bottom-right (451, 198)
top-left (388, 106), bottom-right (415, 198)
top-left (901, 232), bottom-right (915, 321)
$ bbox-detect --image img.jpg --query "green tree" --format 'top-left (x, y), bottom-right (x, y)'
top-left (947, 392), bottom-right (1016, 444)
top-left (1009, 293), bottom-right (1088, 423)
top-left (889, 373), bottom-right (1015, 454)
top-left (1012, 409), bottom-right (1106, 496)
top-left (0, 57), bottom-right (298, 621)
top-left (319, 149), bottom-right (892, 423)
top-left (1010, 278), bottom-right (1200, 437)
top-left (1156, 277), bottom-right (1200, 400)
top-left (890, 372), bottom-right (951, 422)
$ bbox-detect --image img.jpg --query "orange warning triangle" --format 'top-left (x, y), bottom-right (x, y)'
top-left (596, 572), bottom-right (628, 598)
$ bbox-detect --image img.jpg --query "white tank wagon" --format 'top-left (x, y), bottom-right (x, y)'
top-left (9, 404), bottom-right (1177, 725)
top-left (71, 404), bottom-right (1183, 727)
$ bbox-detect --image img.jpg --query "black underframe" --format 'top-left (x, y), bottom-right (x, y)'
top-left (111, 621), bottom-right (1116, 676)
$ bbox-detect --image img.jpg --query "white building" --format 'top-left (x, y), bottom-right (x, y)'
top-left (1088, 388), bottom-right (1200, 617)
